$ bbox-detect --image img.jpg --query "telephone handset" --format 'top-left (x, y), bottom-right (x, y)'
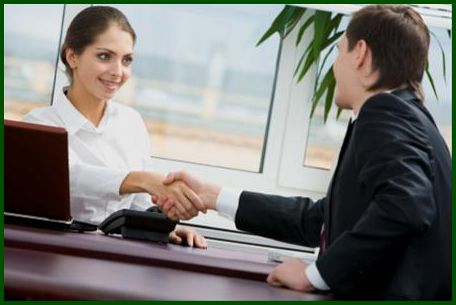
top-left (98, 207), bottom-right (178, 243)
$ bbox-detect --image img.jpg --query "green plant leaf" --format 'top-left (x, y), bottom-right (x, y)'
top-left (312, 11), bottom-right (332, 60)
top-left (296, 15), bottom-right (314, 46)
top-left (430, 30), bottom-right (447, 84)
top-left (316, 44), bottom-right (336, 85)
top-left (284, 9), bottom-right (306, 38)
top-left (294, 41), bottom-right (313, 77)
top-left (297, 49), bottom-right (316, 82)
top-left (425, 62), bottom-right (439, 100)
top-left (321, 31), bottom-right (344, 51)
top-left (256, 5), bottom-right (302, 46)
top-left (324, 14), bottom-right (343, 38)
top-left (324, 76), bottom-right (336, 122)
top-left (336, 106), bottom-right (343, 120)
top-left (310, 68), bottom-right (333, 117)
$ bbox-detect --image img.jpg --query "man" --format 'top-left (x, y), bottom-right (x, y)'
top-left (156, 5), bottom-right (451, 300)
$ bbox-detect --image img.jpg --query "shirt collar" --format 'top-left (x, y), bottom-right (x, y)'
top-left (53, 87), bottom-right (117, 135)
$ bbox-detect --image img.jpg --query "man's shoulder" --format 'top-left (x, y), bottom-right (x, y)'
top-left (357, 92), bottom-right (424, 130)
top-left (354, 92), bottom-right (431, 150)
top-left (360, 92), bottom-right (413, 117)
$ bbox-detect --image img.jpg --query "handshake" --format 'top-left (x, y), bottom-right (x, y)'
top-left (150, 171), bottom-right (221, 221)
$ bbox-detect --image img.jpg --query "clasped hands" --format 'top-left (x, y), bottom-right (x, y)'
top-left (152, 171), bottom-right (219, 221)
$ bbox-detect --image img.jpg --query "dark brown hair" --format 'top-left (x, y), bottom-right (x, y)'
top-left (60, 6), bottom-right (136, 82)
top-left (346, 5), bottom-right (430, 102)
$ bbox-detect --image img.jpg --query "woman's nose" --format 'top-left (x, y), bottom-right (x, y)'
top-left (110, 61), bottom-right (122, 78)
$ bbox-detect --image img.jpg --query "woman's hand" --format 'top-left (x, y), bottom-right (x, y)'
top-left (169, 226), bottom-right (207, 249)
top-left (123, 171), bottom-right (205, 220)
top-left (153, 180), bottom-right (205, 220)
top-left (154, 171), bottom-right (221, 220)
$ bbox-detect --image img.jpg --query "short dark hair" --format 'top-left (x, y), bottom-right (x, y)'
top-left (60, 6), bottom-right (136, 82)
top-left (346, 5), bottom-right (430, 102)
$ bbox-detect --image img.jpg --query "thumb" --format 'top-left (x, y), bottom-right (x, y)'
top-left (169, 231), bottom-right (182, 244)
top-left (266, 272), bottom-right (281, 287)
top-left (162, 172), bottom-right (175, 185)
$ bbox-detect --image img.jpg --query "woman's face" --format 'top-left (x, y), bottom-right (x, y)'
top-left (68, 24), bottom-right (134, 102)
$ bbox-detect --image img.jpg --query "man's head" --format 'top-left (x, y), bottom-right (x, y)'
top-left (333, 5), bottom-right (430, 110)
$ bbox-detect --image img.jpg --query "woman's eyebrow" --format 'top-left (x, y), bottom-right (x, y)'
top-left (95, 47), bottom-right (133, 57)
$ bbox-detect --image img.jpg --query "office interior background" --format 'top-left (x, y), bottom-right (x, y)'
top-left (4, 4), bottom-right (452, 255)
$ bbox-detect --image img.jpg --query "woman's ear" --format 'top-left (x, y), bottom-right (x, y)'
top-left (65, 48), bottom-right (77, 69)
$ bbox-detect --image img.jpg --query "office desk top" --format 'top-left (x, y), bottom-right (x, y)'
top-left (5, 224), bottom-right (331, 300)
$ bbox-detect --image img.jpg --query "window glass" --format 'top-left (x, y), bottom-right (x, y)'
top-left (108, 4), bottom-right (282, 172)
top-left (304, 25), bottom-right (452, 169)
top-left (4, 4), bottom-right (64, 120)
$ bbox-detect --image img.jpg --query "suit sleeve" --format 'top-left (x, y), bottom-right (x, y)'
top-left (316, 94), bottom-right (436, 294)
top-left (235, 191), bottom-right (325, 247)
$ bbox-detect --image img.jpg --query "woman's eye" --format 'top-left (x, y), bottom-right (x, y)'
top-left (98, 53), bottom-right (110, 60)
top-left (123, 57), bottom-right (133, 66)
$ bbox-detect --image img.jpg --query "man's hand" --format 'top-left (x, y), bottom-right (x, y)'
top-left (169, 226), bottom-right (207, 249)
top-left (267, 258), bottom-right (315, 292)
top-left (154, 171), bottom-right (221, 220)
top-left (155, 180), bottom-right (205, 220)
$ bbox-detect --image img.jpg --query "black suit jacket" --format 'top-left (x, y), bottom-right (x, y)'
top-left (235, 89), bottom-right (451, 300)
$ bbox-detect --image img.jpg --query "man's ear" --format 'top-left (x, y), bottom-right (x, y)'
top-left (354, 39), bottom-right (369, 69)
top-left (65, 48), bottom-right (77, 69)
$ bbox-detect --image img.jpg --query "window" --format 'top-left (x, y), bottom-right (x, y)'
top-left (108, 4), bottom-right (282, 172)
top-left (4, 4), bottom-right (64, 120)
top-left (423, 27), bottom-right (452, 153)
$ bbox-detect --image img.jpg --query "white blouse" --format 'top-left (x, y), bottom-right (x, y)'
top-left (24, 87), bottom-right (154, 224)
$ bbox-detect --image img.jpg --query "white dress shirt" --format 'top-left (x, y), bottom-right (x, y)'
top-left (24, 87), bottom-right (154, 224)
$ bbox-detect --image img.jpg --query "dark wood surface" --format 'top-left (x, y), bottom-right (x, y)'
top-left (4, 224), bottom-right (331, 300)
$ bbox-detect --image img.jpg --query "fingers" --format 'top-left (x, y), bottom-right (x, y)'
top-left (170, 227), bottom-right (207, 249)
top-left (183, 187), bottom-right (206, 214)
top-left (163, 171), bottom-right (187, 185)
top-left (266, 269), bottom-right (283, 287)
top-left (172, 184), bottom-right (200, 219)
top-left (174, 192), bottom-right (196, 220)
top-left (195, 233), bottom-right (208, 249)
top-left (168, 231), bottom-right (182, 244)
top-left (162, 172), bottom-right (176, 185)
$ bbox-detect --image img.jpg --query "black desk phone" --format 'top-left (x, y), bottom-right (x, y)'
top-left (98, 207), bottom-right (178, 243)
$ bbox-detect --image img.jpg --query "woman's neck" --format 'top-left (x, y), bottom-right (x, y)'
top-left (66, 83), bottom-right (106, 127)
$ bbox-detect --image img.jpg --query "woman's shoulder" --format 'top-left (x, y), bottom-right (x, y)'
top-left (23, 106), bottom-right (63, 128)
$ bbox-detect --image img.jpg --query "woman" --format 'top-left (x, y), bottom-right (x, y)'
top-left (24, 6), bottom-right (206, 248)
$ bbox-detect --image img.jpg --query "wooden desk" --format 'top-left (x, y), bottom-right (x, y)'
top-left (4, 224), bottom-right (330, 300)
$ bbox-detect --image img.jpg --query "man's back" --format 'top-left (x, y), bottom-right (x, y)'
top-left (318, 89), bottom-right (451, 299)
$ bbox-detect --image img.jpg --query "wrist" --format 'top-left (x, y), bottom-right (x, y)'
top-left (120, 171), bottom-right (162, 195)
top-left (205, 183), bottom-right (221, 210)
top-left (301, 266), bottom-right (316, 292)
